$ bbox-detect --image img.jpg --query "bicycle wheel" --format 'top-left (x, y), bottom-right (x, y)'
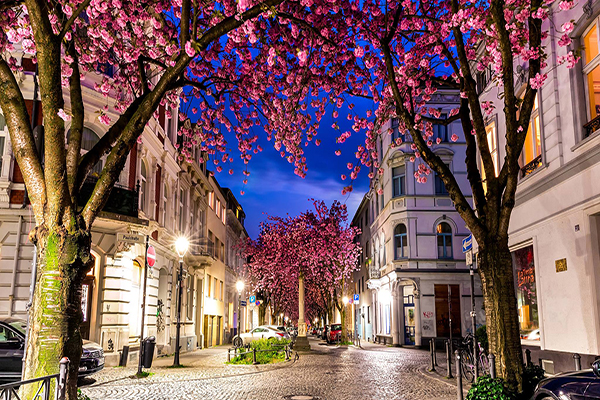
top-left (233, 336), bottom-right (243, 348)
top-left (479, 353), bottom-right (490, 376)
top-left (460, 349), bottom-right (475, 383)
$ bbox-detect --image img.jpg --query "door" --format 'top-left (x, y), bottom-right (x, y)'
top-left (0, 324), bottom-right (24, 378)
top-left (404, 295), bottom-right (415, 345)
top-left (81, 276), bottom-right (94, 340)
top-left (434, 284), bottom-right (461, 337)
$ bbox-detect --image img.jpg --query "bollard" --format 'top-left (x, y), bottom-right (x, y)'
top-left (227, 348), bottom-right (231, 362)
top-left (56, 357), bottom-right (70, 400)
top-left (455, 351), bottom-right (464, 400)
top-left (574, 353), bottom-right (582, 371)
top-left (489, 353), bottom-right (496, 379)
top-left (430, 339), bottom-right (436, 372)
top-left (252, 347), bottom-right (257, 365)
top-left (525, 349), bottom-right (532, 366)
top-left (446, 340), bottom-right (453, 379)
top-left (434, 339), bottom-right (438, 366)
top-left (285, 345), bottom-right (290, 361)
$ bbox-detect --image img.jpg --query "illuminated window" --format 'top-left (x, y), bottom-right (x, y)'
top-left (512, 245), bottom-right (539, 340)
top-left (481, 120), bottom-right (498, 193)
top-left (520, 95), bottom-right (543, 177)
top-left (436, 222), bottom-right (452, 259)
top-left (584, 21), bottom-right (600, 137)
top-left (140, 161), bottom-right (147, 213)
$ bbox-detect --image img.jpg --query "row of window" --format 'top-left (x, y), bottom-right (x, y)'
top-left (206, 274), bottom-right (224, 301)
top-left (392, 222), bottom-right (452, 260)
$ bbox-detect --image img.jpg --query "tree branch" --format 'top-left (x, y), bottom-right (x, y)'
top-left (0, 59), bottom-right (47, 223)
top-left (66, 42), bottom-right (84, 203)
top-left (57, 0), bottom-right (91, 42)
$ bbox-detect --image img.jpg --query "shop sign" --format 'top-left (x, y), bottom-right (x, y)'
top-left (555, 258), bottom-right (567, 273)
top-left (117, 232), bottom-right (144, 245)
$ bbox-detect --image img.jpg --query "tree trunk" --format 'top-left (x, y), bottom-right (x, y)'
top-left (478, 239), bottom-right (523, 392)
top-left (340, 305), bottom-right (347, 343)
top-left (21, 226), bottom-right (92, 400)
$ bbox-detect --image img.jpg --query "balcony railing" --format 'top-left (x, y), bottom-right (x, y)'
top-left (584, 115), bottom-right (600, 138)
top-left (78, 177), bottom-right (139, 218)
top-left (520, 154), bottom-right (542, 178)
top-left (191, 237), bottom-right (215, 258)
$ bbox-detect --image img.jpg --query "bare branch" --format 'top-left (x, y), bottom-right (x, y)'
top-left (65, 41), bottom-right (84, 202)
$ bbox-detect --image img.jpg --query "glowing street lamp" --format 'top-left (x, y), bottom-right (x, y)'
top-left (173, 236), bottom-right (189, 367)
top-left (342, 296), bottom-right (349, 305)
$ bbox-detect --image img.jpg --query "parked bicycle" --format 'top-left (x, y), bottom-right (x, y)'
top-left (457, 333), bottom-right (489, 382)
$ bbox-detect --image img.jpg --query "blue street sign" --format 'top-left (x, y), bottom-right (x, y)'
top-left (462, 235), bottom-right (472, 253)
top-left (255, 300), bottom-right (261, 306)
top-left (353, 294), bottom-right (359, 302)
top-left (249, 295), bottom-right (256, 303)
top-left (240, 300), bottom-right (247, 307)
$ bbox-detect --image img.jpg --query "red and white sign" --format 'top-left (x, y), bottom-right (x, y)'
top-left (147, 245), bottom-right (156, 267)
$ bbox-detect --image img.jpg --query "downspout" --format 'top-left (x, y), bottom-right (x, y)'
top-left (8, 215), bottom-right (23, 316)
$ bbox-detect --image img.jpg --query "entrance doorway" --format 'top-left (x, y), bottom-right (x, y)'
top-left (434, 284), bottom-right (461, 337)
top-left (80, 259), bottom-right (96, 340)
top-left (403, 286), bottom-right (415, 345)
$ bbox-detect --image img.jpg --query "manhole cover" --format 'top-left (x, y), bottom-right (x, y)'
top-left (285, 396), bottom-right (317, 400)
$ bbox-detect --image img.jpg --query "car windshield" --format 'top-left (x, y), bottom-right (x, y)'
top-left (9, 320), bottom-right (26, 335)
top-left (331, 324), bottom-right (341, 331)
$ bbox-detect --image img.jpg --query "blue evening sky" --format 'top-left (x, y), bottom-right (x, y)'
top-left (210, 97), bottom-right (374, 239)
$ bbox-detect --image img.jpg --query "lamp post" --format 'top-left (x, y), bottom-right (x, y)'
top-left (342, 296), bottom-right (349, 340)
top-left (173, 236), bottom-right (189, 367)
top-left (236, 280), bottom-right (245, 339)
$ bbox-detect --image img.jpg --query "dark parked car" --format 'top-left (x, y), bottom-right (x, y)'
top-left (0, 317), bottom-right (104, 382)
top-left (532, 359), bottom-right (600, 400)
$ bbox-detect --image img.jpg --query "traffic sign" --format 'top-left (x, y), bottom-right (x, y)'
top-left (353, 294), bottom-right (359, 302)
top-left (349, 299), bottom-right (354, 304)
top-left (147, 245), bottom-right (156, 267)
top-left (466, 249), bottom-right (473, 267)
top-left (117, 232), bottom-right (144, 245)
top-left (462, 235), bottom-right (472, 253)
top-left (255, 300), bottom-right (261, 306)
top-left (240, 300), bottom-right (247, 307)
top-left (249, 295), bottom-right (256, 303)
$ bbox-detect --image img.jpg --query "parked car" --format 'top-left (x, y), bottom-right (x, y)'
top-left (233, 325), bottom-right (290, 346)
top-left (0, 317), bottom-right (105, 382)
top-left (328, 324), bottom-right (342, 344)
top-left (532, 359), bottom-right (600, 400)
top-left (321, 325), bottom-right (330, 340)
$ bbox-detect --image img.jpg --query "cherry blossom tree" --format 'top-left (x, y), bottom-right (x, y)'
top-left (0, 0), bottom-right (357, 397)
top-left (308, 0), bottom-right (577, 390)
top-left (243, 200), bottom-right (361, 341)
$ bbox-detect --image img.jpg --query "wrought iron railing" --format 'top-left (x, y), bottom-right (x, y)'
top-left (584, 115), bottom-right (600, 138)
top-left (190, 237), bottom-right (215, 258)
top-left (520, 154), bottom-right (542, 178)
top-left (0, 358), bottom-right (69, 400)
top-left (78, 177), bottom-right (139, 218)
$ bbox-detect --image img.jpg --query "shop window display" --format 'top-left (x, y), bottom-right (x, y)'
top-left (512, 245), bottom-right (540, 340)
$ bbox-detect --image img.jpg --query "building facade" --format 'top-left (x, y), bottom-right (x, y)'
top-left (0, 54), bottom-right (247, 365)
top-left (356, 90), bottom-right (485, 347)
top-left (474, 1), bottom-right (600, 373)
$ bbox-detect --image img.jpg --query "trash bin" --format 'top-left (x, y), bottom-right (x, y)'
top-left (142, 336), bottom-right (156, 368)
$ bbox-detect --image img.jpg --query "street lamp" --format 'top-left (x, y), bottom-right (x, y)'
top-left (342, 296), bottom-right (349, 305)
top-left (236, 280), bottom-right (244, 340)
top-left (173, 236), bottom-right (189, 367)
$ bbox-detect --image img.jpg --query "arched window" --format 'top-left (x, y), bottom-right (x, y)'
top-left (140, 161), bottom-right (147, 213)
top-left (436, 222), bottom-right (452, 259)
top-left (394, 224), bottom-right (408, 259)
top-left (584, 19), bottom-right (600, 137)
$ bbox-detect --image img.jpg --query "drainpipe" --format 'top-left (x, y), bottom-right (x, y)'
top-left (8, 215), bottom-right (23, 316)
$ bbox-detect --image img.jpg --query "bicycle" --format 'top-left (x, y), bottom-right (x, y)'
top-left (458, 333), bottom-right (489, 382)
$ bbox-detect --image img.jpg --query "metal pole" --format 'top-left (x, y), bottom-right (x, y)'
top-left (173, 257), bottom-right (183, 366)
top-left (56, 357), bottom-right (69, 400)
top-left (470, 267), bottom-right (478, 380)
top-left (448, 285), bottom-right (453, 364)
top-left (489, 353), bottom-right (496, 379)
top-left (237, 290), bottom-right (242, 340)
top-left (574, 353), bottom-right (581, 371)
top-left (430, 339), bottom-right (436, 372)
top-left (138, 235), bottom-right (149, 375)
top-left (446, 340), bottom-right (453, 378)
top-left (456, 351), bottom-right (464, 400)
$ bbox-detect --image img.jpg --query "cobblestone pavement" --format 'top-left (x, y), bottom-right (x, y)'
top-left (81, 337), bottom-right (457, 400)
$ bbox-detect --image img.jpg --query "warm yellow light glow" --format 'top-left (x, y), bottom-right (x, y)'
top-left (236, 280), bottom-right (245, 294)
top-left (379, 289), bottom-right (392, 304)
top-left (175, 236), bottom-right (189, 257)
top-left (342, 296), bottom-right (349, 305)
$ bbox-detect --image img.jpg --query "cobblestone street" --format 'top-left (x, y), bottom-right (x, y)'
top-left (80, 337), bottom-right (457, 400)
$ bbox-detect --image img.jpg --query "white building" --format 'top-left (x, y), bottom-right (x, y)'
top-left (359, 89), bottom-right (485, 347)
top-left (0, 54), bottom-right (247, 365)
top-left (474, 1), bottom-right (600, 374)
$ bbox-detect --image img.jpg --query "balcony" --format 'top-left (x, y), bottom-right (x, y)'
top-left (520, 154), bottom-right (542, 178)
top-left (584, 115), bottom-right (600, 138)
top-left (185, 237), bottom-right (216, 269)
top-left (78, 177), bottom-right (140, 219)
